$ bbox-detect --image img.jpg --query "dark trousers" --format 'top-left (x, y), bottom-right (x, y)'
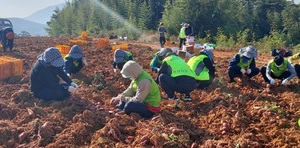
top-left (159, 37), bottom-right (166, 47)
top-left (2, 38), bottom-right (13, 52)
top-left (70, 66), bottom-right (83, 74)
top-left (294, 64), bottom-right (300, 78)
top-left (158, 74), bottom-right (195, 98)
top-left (196, 77), bottom-right (214, 89)
top-left (118, 101), bottom-right (154, 119)
top-left (260, 66), bottom-right (292, 83)
top-left (34, 83), bottom-right (70, 101)
top-left (179, 38), bottom-right (186, 48)
top-left (228, 65), bottom-right (260, 81)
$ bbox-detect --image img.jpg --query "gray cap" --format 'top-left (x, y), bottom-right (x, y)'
top-left (69, 45), bottom-right (83, 59)
top-left (158, 48), bottom-right (173, 57)
top-left (38, 47), bottom-right (64, 67)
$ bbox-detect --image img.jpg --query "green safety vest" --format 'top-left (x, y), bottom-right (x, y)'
top-left (163, 55), bottom-right (195, 78)
top-left (132, 71), bottom-right (161, 106)
top-left (270, 59), bottom-right (288, 77)
top-left (237, 54), bottom-right (253, 69)
top-left (124, 51), bottom-right (134, 62)
top-left (187, 54), bottom-right (209, 80)
top-left (179, 27), bottom-right (186, 38)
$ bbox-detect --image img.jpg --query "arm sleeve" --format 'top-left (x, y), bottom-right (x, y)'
top-left (286, 62), bottom-right (296, 80)
top-left (126, 79), bottom-right (151, 103)
top-left (229, 54), bottom-right (240, 67)
top-left (121, 82), bottom-right (136, 98)
top-left (203, 58), bottom-right (215, 77)
top-left (57, 67), bottom-right (72, 84)
top-left (113, 62), bottom-right (117, 69)
top-left (156, 61), bottom-right (169, 81)
top-left (249, 58), bottom-right (256, 69)
top-left (266, 62), bottom-right (273, 80)
top-left (63, 58), bottom-right (72, 74)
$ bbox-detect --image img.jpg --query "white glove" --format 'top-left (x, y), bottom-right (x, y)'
top-left (240, 68), bottom-right (246, 74)
top-left (71, 82), bottom-right (78, 88)
top-left (269, 78), bottom-right (275, 85)
top-left (113, 68), bottom-right (117, 73)
top-left (67, 73), bottom-right (70, 77)
top-left (281, 79), bottom-right (289, 86)
top-left (82, 58), bottom-right (87, 66)
top-left (246, 69), bottom-right (251, 74)
top-left (68, 86), bottom-right (77, 93)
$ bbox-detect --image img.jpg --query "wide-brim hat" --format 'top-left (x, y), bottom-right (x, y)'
top-left (241, 46), bottom-right (257, 58)
top-left (114, 49), bottom-right (128, 63)
top-left (69, 45), bottom-right (83, 59)
top-left (38, 47), bottom-right (64, 67)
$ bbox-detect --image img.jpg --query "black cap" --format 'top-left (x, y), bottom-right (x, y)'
top-left (274, 56), bottom-right (284, 66)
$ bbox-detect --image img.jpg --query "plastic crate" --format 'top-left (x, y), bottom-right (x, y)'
top-left (69, 39), bottom-right (86, 46)
top-left (112, 43), bottom-right (128, 54)
top-left (97, 38), bottom-right (109, 49)
top-left (0, 56), bottom-right (23, 78)
top-left (0, 61), bottom-right (11, 80)
top-left (81, 31), bottom-right (87, 40)
top-left (55, 45), bottom-right (71, 54)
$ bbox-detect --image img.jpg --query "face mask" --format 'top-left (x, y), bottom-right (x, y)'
top-left (242, 56), bottom-right (250, 64)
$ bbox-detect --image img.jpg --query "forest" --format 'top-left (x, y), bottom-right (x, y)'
top-left (47, 0), bottom-right (300, 50)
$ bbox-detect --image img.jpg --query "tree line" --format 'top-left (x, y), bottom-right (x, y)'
top-left (47, 0), bottom-right (300, 49)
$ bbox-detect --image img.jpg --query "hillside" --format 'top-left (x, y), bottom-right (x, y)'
top-left (0, 37), bottom-right (299, 147)
top-left (24, 3), bottom-right (65, 25)
top-left (9, 18), bottom-right (48, 36)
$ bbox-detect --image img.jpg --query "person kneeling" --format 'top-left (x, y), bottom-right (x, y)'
top-left (110, 61), bottom-right (161, 119)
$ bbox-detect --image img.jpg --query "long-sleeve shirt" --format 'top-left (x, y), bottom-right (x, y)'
top-left (30, 60), bottom-right (72, 93)
top-left (121, 79), bottom-right (151, 103)
top-left (185, 25), bottom-right (194, 36)
top-left (266, 61), bottom-right (296, 81)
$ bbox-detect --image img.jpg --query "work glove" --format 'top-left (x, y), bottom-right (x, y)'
top-left (68, 86), bottom-right (77, 93)
top-left (240, 68), bottom-right (246, 74)
top-left (113, 68), bottom-right (117, 73)
top-left (67, 73), bottom-right (71, 77)
top-left (152, 68), bottom-right (160, 73)
top-left (269, 78), bottom-right (275, 85)
top-left (71, 82), bottom-right (78, 88)
top-left (246, 69), bottom-right (251, 74)
top-left (82, 58), bottom-right (88, 66)
top-left (281, 79), bottom-right (289, 86)
top-left (110, 95), bottom-right (125, 105)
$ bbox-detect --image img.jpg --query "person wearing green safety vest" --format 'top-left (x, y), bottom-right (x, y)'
top-left (156, 48), bottom-right (196, 101)
top-left (228, 46), bottom-right (260, 83)
top-left (261, 55), bottom-right (296, 87)
top-left (187, 49), bottom-right (215, 89)
top-left (110, 60), bottom-right (161, 119)
top-left (150, 49), bottom-right (164, 73)
top-left (288, 52), bottom-right (300, 80)
top-left (178, 23), bottom-right (186, 49)
top-left (63, 45), bottom-right (87, 77)
top-left (113, 49), bottom-right (134, 72)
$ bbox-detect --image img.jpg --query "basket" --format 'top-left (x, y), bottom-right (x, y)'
top-left (55, 45), bottom-right (71, 54)
top-left (97, 38), bottom-right (109, 49)
top-left (112, 43), bottom-right (128, 54)
top-left (0, 56), bottom-right (23, 79)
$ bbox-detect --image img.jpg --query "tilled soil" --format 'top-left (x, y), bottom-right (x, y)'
top-left (0, 36), bottom-right (299, 148)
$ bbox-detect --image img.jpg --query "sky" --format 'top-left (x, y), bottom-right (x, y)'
top-left (0, 0), bottom-right (299, 18)
top-left (0, 0), bottom-right (67, 18)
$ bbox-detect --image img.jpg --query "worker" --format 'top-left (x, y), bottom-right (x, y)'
top-left (150, 49), bottom-right (164, 73)
top-left (113, 49), bottom-right (134, 72)
top-left (63, 45), bottom-right (87, 77)
top-left (0, 27), bottom-right (14, 52)
top-left (288, 52), bottom-right (300, 80)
